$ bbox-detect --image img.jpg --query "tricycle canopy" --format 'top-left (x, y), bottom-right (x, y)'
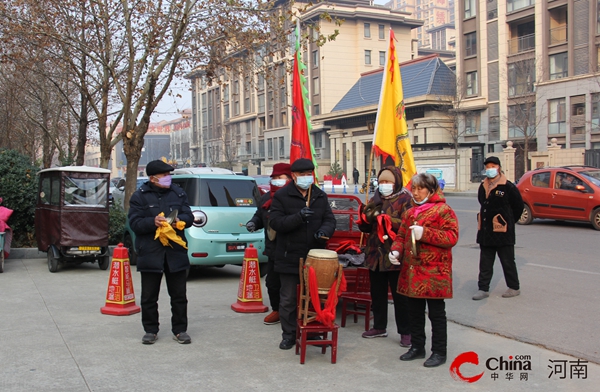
top-left (35, 166), bottom-right (111, 257)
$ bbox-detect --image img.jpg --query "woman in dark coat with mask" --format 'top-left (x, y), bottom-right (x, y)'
top-left (357, 166), bottom-right (412, 346)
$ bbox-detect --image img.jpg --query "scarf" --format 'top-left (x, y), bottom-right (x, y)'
top-left (262, 183), bottom-right (286, 210)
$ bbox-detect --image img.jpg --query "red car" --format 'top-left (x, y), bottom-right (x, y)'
top-left (516, 165), bottom-right (600, 230)
top-left (251, 175), bottom-right (271, 195)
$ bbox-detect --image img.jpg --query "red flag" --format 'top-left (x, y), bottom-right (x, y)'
top-left (290, 21), bottom-right (318, 176)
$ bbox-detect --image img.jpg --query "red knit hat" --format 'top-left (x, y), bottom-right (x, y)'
top-left (271, 163), bottom-right (292, 178)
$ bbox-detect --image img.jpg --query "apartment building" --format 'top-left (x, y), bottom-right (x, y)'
top-left (456, 0), bottom-right (600, 178)
top-left (386, 0), bottom-right (456, 48)
top-left (186, 0), bottom-right (421, 177)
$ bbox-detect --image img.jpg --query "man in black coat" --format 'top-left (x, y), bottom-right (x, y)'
top-left (246, 163), bottom-right (292, 325)
top-left (269, 158), bottom-right (336, 350)
top-left (128, 160), bottom-right (194, 344)
top-left (473, 156), bottom-right (524, 301)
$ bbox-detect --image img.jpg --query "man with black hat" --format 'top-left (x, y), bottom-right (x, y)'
top-left (269, 158), bottom-right (336, 350)
top-left (245, 162), bottom-right (292, 325)
top-left (128, 160), bottom-right (194, 344)
top-left (473, 156), bottom-right (524, 301)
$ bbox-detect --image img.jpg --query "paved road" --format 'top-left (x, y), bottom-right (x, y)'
top-left (1, 252), bottom-right (598, 391)
top-left (445, 195), bottom-right (600, 364)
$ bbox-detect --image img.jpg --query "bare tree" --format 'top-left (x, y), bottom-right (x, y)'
top-left (502, 57), bottom-right (546, 175)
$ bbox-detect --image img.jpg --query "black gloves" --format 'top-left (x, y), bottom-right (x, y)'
top-left (246, 221), bottom-right (256, 232)
top-left (314, 230), bottom-right (327, 241)
top-left (300, 207), bottom-right (314, 221)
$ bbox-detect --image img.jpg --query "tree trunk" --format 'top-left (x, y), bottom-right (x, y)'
top-left (75, 93), bottom-right (88, 166)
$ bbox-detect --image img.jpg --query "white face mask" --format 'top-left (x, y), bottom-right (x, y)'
top-left (295, 175), bottom-right (314, 190)
top-left (378, 183), bottom-right (394, 197)
top-left (270, 179), bottom-right (287, 187)
top-left (485, 168), bottom-right (499, 178)
top-left (413, 192), bottom-right (431, 205)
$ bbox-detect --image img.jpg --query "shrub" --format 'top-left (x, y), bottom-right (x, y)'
top-left (108, 201), bottom-right (127, 245)
top-left (0, 149), bottom-right (38, 247)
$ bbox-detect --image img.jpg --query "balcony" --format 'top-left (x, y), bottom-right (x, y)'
top-left (550, 26), bottom-right (567, 45)
top-left (508, 33), bottom-right (535, 55)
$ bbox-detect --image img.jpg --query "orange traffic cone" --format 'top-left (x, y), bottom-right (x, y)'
top-left (101, 243), bottom-right (141, 316)
top-left (231, 244), bottom-right (268, 313)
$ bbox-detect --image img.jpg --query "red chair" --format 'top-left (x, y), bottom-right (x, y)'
top-left (340, 267), bottom-right (372, 331)
top-left (295, 258), bottom-right (341, 364)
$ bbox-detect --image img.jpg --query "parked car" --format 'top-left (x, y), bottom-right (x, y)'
top-left (251, 175), bottom-right (271, 194)
top-left (122, 167), bottom-right (267, 273)
top-left (112, 177), bottom-right (148, 209)
top-left (516, 165), bottom-right (600, 230)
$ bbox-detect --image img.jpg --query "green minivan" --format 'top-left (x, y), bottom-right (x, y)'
top-left (123, 167), bottom-right (266, 272)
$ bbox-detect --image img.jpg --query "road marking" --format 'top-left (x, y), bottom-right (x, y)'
top-left (525, 263), bottom-right (600, 275)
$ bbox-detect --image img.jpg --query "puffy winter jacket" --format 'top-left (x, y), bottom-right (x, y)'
top-left (128, 182), bottom-right (194, 273)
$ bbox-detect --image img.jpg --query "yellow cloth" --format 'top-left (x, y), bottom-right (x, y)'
top-left (154, 213), bottom-right (188, 249)
top-left (372, 28), bottom-right (417, 187)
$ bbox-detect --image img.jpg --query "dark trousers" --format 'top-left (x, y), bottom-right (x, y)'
top-left (265, 257), bottom-right (280, 311)
top-left (279, 272), bottom-right (300, 340)
top-left (140, 261), bottom-right (188, 335)
top-left (369, 269), bottom-right (410, 335)
top-left (407, 297), bottom-right (447, 356)
top-left (478, 245), bottom-right (520, 292)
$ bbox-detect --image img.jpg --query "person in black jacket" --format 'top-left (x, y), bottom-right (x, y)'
top-left (246, 163), bottom-right (292, 325)
top-left (473, 156), bottom-right (524, 301)
top-left (128, 160), bottom-right (194, 345)
top-left (269, 158), bottom-right (336, 350)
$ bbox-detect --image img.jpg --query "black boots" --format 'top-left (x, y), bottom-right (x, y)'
top-left (399, 347), bottom-right (426, 361)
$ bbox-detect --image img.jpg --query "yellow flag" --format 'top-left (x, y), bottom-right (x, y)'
top-left (372, 28), bottom-right (416, 187)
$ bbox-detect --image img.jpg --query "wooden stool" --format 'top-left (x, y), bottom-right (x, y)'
top-left (340, 267), bottom-right (372, 331)
top-left (295, 320), bottom-right (339, 364)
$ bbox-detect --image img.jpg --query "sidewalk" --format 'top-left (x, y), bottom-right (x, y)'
top-left (0, 256), bottom-right (597, 391)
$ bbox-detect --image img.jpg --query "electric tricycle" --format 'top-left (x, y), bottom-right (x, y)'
top-left (35, 166), bottom-right (111, 272)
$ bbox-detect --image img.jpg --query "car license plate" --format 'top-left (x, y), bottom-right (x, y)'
top-left (226, 243), bottom-right (246, 252)
top-left (79, 246), bottom-right (100, 251)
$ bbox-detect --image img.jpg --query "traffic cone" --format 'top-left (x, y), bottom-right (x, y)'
top-left (101, 243), bottom-right (141, 316)
top-left (231, 244), bottom-right (268, 313)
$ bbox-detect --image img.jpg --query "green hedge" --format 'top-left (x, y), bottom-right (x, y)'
top-left (0, 149), bottom-right (38, 247)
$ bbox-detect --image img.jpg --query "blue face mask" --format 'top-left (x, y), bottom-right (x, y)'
top-left (378, 183), bottom-right (394, 197)
top-left (295, 175), bottom-right (314, 190)
top-left (270, 179), bottom-right (287, 187)
top-left (485, 168), bottom-right (499, 178)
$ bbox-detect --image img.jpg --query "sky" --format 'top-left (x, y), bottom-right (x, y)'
top-left (152, 0), bottom-right (392, 122)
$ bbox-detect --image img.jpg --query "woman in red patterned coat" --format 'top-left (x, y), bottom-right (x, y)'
top-left (389, 173), bottom-right (459, 368)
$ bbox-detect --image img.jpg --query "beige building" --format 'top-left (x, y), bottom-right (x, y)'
top-left (455, 0), bottom-right (600, 179)
top-left (186, 0), bottom-right (422, 178)
top-left (386, 0), bottom-right (456, 48)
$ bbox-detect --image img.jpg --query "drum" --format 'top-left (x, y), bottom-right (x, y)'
top-left (305, 249), bottom-right (340, 294)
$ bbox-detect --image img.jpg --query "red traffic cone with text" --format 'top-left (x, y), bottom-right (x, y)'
top-left (231, 244), bottom-right (268, 313)
top-left (101, 243), bottom-right (141, 316)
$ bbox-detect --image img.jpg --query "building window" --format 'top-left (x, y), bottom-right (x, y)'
top-left (223, 85), bottom-right (229, 102)
top-left (548, 98), bottom-right (567, 135)
top-left (267, 138), bottom-right (273, 158)
top-left (364, 23), bottom-right (371, 38)
top-left (267, 91), bottom-right (273, 111)
top-left (379, 24), bottom-right (385, 39)
top-left (507, 0), bottom-right (533, 13)
top-left (223, 104), bottom-right (229, 121)
top-left (508, 60), bottom-right (535, 97)
top-left (465, 114), bottom-right (478, 134)
top-left (549, 52), bottom-right (568, 80)
top-left (314, 133), bottom-right (322, 148)
top-left (313, 104), bottom-right (320, 115)
top-left (379, 51), bottom-right (386, 66)
top-left (258, 139), bottom-right (265, 157)
top-left (246, 142), bottom-right (251, 155)
top-left (280, 87), bottom-right (286, 107)
top-left (281, 112), bottom-right (287, 127)
top-left (312, 77), bottom-right (320, 95)
top-left (257, 94), bottom-right (265, 114)
top-left (466, 71), bottom-right (478, 96)
top-left (465, 32), bottom-right (477, 56)
top-left (592, 93), bottom-right (600, 131)
top-left (257, 74), bottom-right (264, 91)
top-left (312, 50), bottom-right (319, 68)
top-left (365, 50), bottom-right (372, 65)
top-left (464, 0), bottom-right (475, 19)
top-left (508, 104), bottom-right (537, 138)
top-left (279, 137), bottom-right (285, 158)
